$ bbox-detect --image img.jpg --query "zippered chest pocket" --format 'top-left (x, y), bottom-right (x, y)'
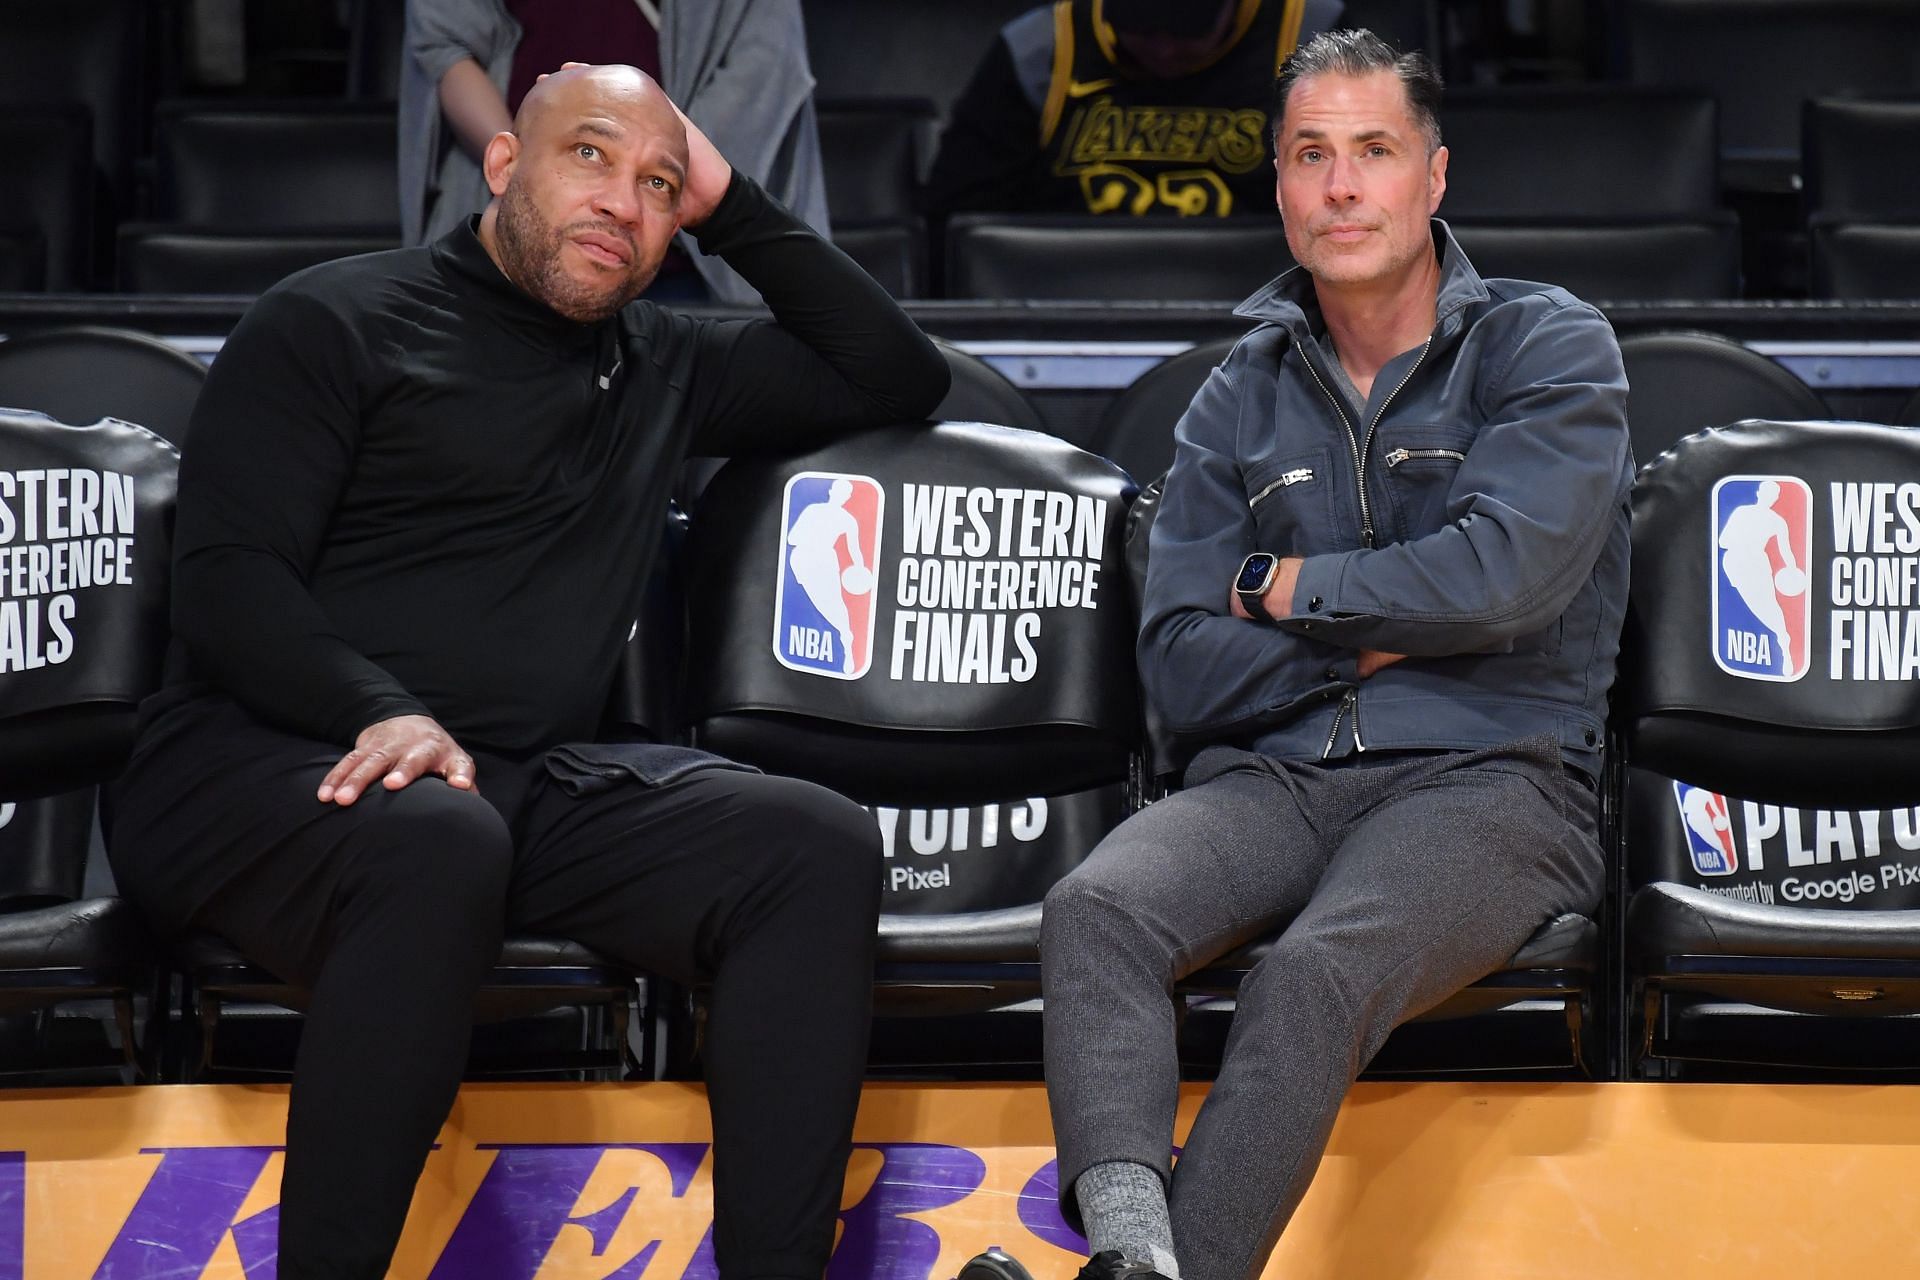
top-left (1244, 447), bottom-right (1337, 555)
top-left (1379, 425), bottom-right (1474, 541)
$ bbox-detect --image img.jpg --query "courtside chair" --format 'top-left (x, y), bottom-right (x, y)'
top-left (0, 409), bottom-right (179, 1080)
top-left (1617, 331), bottom-right (1829, 466)
top-left (0, 326), bottom-right (208, 449)
top-left (1621, 418), bottom-right (1920, 1076)
top-left (683, 420), bottom-right (1140, 1073)
top-left (1093, 338), bottom-right (1238, 487)
top-left (1124, 473), bottom-right (1612, 1079)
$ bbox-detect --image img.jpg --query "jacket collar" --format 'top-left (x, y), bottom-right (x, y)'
top-left (1232, 218), bottom-right (1489, 344)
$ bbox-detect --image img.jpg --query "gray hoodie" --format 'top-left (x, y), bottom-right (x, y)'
top-left (1140, 221), bottom-right (1632, 778)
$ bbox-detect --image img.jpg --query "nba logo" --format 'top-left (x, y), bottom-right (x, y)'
top-left (772, 471), bottom-right (884, 680)
top-left (1710, 475), bottom-right (1812, 682)
top-left (1672, 781), bottom-right (1737, 876)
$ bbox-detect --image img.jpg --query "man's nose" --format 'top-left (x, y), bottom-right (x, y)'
top-left (591, 176), bottom-right (643, 227)
top-left (1324, 155), bottom-right (1360, 202)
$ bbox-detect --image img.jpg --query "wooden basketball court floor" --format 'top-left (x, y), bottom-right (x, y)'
top-left (0, 1080), bottom-right (1904, 1277)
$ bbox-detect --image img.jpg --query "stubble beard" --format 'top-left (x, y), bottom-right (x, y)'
top-left (494, 180), bottom-right (657, 324)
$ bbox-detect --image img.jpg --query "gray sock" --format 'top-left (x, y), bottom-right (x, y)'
top-left (1074, 1159), bottom-right (1180, 1279)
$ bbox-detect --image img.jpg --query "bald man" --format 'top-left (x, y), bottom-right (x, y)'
top-left (107, 66), bottom-right (949, 1280)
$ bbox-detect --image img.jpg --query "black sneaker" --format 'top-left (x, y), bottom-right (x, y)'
top-left (957, 1246), bottom-right (1036, 1280)
top-left (1074, 1251), bottom-right (1172, 1280)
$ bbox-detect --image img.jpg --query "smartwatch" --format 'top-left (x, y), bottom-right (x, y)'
top-left (1235, 552), bottom-right (1280, 621)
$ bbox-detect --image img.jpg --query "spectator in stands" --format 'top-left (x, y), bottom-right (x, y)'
top-left (400, 0), bottom-right (829, 301)
top-left (961, 29), bottom-right (1628, 1280)
top-left (107, 65), bottom-right (946, 1280)
top-left (926, 0), bottom-right (1343, 220)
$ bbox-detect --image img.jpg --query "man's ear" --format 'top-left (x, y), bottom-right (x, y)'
top-left (1427, 143), bottom-right (1448, 215)
top-left (483, 131), bottom-right (520, 198)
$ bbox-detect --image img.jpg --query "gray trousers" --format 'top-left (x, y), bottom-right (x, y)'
top-left (1041, 736), bottom-right (1605, 1280)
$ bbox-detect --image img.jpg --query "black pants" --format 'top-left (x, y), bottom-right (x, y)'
top-left (107, 695), bottom-right (882, 1280)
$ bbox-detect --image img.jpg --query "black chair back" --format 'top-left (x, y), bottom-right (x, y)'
top-left (1441, 88), bottom-right (1719, 219)
top-left (154, 102), bottom-right (400, 231)
top-left (1451, 218), bottom-right (1741, 302)
top-left (946, 215), bottom-right (1294, 302)
top-left (0, 105), bottom-right (94, 291)
top-left (0, 328), bottom-right (207, 449)
top-left (1618, 332), bottom-right (1828, 465)
top-left (685, 421), bottom-right (1139, 921)
top-left (1095, 338), bottom-right (1237, 485)
top-left (0, 410), bottom-right (179, 801)
top-left (933, 339), bottom-right (1046, 431)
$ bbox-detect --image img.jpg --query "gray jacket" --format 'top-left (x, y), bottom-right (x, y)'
top-left (1140, 221), bottom-right (1632, 778)
top-left (398, 0), bottom-right (829, 304)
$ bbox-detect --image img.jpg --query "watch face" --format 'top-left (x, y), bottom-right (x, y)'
top-left (1236, 553), bottom-right (1276, 593)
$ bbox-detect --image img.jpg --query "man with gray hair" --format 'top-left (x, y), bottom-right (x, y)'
top-left (962, 27), bottom-right (1629, 1280)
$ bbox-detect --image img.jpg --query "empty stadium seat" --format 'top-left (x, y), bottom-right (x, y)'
top-left (0, 327), bottom-right (208, 449)
top-left (803, 0), bottom-right (1037, 115)
top-left (1435, 88), bottom-right (1734, 302)
top-left (1441, 87), bottom-right (1721, 220)
top-left (125, 101), bottom-right (402, 296)
top-left (1810, 225), bottom-right (1920, 300)
top-left (1094, 337), bottom-right (1238, 486)
top-left (832, 218), bottom-right (927, 299)
top-left (1450, 218), bottom-right (1742, 301)
top-left (946, 215), bottom-right (1295, 302)
top-left (933, 338), bottom-right (1046, 431)
top-left (1804, 98), bottom-right (1920, 299)
top-left (1628, 0), bottom-right (1920, 169)
top-left (116, 229), bottom-right (398, 295)
top-left (154, 101), bottom-right (400, 230)
top-left (817, 97), bottom-right (937, 221)
top-left (0, 105), bottom-right (94, 291)
top-left (0, 233), bottom-right (46, 292)
top-left (1621, 418), bottom-right (1920, 1073)
top-left (1617, 331), bottom-right (1828, 465)
top-left (1900, 386), bottom-right (1920, 426)
top-left (683, 421), bottom-right (1140, 1069)
top-left (0, 0), bottom-right (145, 210)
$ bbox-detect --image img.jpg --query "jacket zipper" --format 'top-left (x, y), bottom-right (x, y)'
top-left (1301, 339), bottom-right (1431, 758)
top-left (1299, 338), bottom-right (1431, 549)
top-left (1383, 446), bottom-right (1466, 468)
top-left (1321, 690), bottom-right (1351, 758)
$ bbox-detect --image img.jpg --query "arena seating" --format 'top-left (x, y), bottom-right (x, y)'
top-left (1617, 331), bottom-right (1829, 465)
top-left (947, 216), bottom-right (1296, 302)
top-left (0, 0), bottom-right (145, 218)
top-left (0, 105), bottom-right (95, 291)
top-left (1094, 337), bottom-right (1238, 487)
top-left (1622, 419), bottom-right (1920, 1073)
top-left (932, 338), bottom-right (1047, 431)
top-left (1438, 87), bottom-right (1740, 300)
top-left (682, 421), bottom-right (1139, 1071)
top-left (0, 326), bottom-right (208, 447)
top-left (0, 409), bottom-right (180, 1080)
top-left (1805, 98), bottom-right (1920, 299)
top-left (119, 101), bottom-right (401, 296)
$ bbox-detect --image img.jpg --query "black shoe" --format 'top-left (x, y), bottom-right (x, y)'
top-left (1074, 1251), bottom-right (1172, 1280)
top-left (958, 1246), bottom-right (1036, 1280)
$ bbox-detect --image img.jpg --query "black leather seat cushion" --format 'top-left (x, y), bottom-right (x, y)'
top-left (1630, 882), bottom-right (1920, 964)
top-left (817, 99), bottom-right (934, 221)
top-left (179, 931), bottom-right (629, 981)
top-left (876, 904), bottom-right (1042, 965)
top-left (0, 897), bottom-right (152, 984)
